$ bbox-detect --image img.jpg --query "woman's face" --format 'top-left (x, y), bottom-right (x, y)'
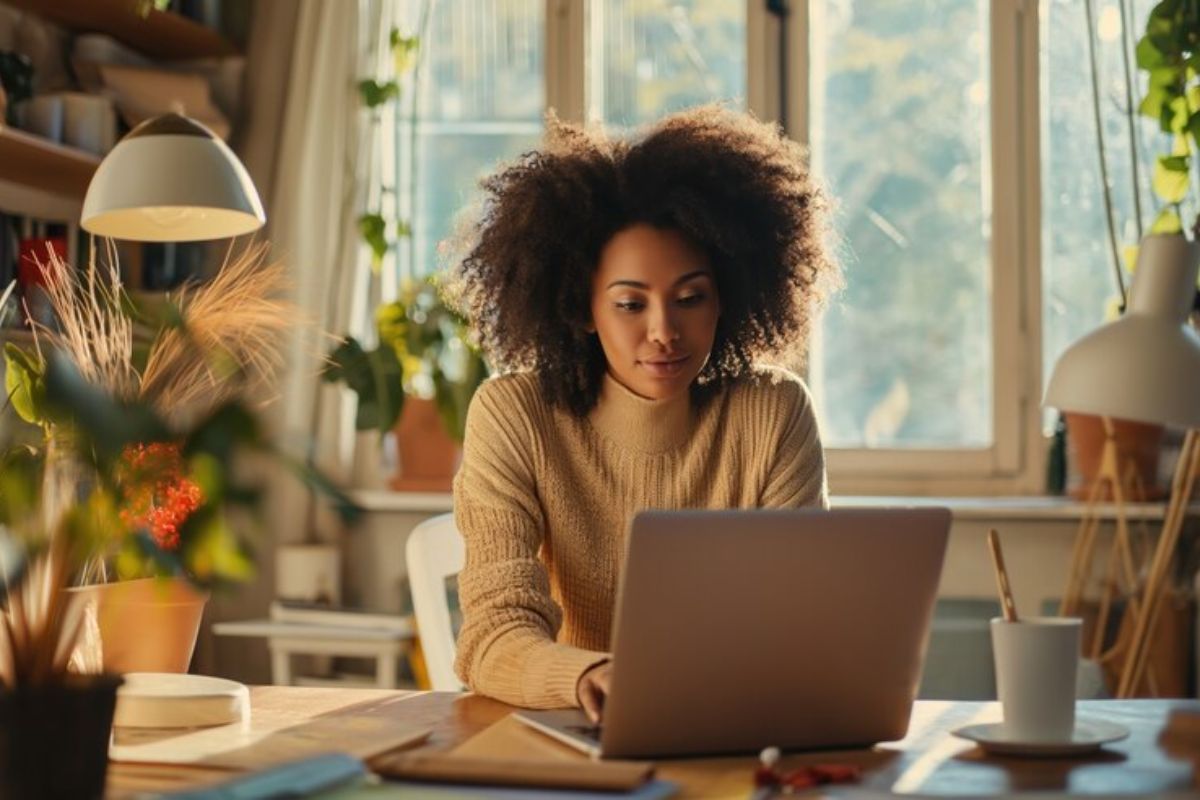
top-left (589, 224), bottom-right (720, 401)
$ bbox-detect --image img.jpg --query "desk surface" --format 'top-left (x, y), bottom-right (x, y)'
top-left (105, 688), bottom-right (1198, 798)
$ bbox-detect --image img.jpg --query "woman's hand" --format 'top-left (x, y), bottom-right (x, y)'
top-left (576, 661), bottom-right (613, 723)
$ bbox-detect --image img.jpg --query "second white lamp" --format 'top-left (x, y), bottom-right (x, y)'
top-left (1044, 234), bottom-right (1200, 429)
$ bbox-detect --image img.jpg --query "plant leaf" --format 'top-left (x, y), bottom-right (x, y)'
top-left (4, 344), bottom-right (44, 425)
top-left (1151, 206), bottom-right (1183, 234)
top-left (323, 338), bottom-right (405, 434)
top-left (357, 79), bottom-right (400, 108)
top-left (358, 213), bottom-right (389, 268)
top-left (1153, 155), bottom-right (1192, 202)
top-left (1169, 95), bottom-right (1191, 133)
top-left (1137, 35), bottom-right (1167, 69)
top-left (41, 352), bottom-right (168, 467)
top-left (391, 29), bottom-right (420, 75)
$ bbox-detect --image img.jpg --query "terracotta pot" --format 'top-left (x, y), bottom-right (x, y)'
top-left (0, 673), bottom-right (122, 799)
top-left (1064, 412), bottom-right (1165, 500)
top-left (70, 577), bottom-right (208, 674)
top-left (390, 396), bottom-right (462, 492)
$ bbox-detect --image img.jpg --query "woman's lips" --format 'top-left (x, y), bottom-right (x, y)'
top-left (639, 354), bottom-right (689, 378)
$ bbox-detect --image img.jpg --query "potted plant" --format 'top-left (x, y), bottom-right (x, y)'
top-left (0, 343), bottom-right (359, 797)
top-left (1066, 0), bottom-right (1200, 499)
top-left (324, 275), bottom-right (488, 491)
top-left (3, 244), bottom-right (314, 673)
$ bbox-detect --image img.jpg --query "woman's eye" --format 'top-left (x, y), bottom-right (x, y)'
top-left (615, 300), bottom-right (644, 312)
top-left (677, 293), bottom-right (706, 306)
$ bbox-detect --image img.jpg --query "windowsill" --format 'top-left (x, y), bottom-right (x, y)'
top-left (350, 490), bottom-right (1193, 522)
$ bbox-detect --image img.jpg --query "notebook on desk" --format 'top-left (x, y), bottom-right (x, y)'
top-left (515, 507), bottom-right (951, 759)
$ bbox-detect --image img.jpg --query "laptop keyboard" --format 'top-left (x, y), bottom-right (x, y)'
top-left (565, 723), bottom-right (602, 743)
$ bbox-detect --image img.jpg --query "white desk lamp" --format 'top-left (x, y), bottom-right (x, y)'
top-left (79, 112), bottom-right (265, 727)
top-left (1044, 233), bottom-right (1200, 698)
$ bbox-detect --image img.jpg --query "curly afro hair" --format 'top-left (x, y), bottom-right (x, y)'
top-left (444, 104), bottom-right (840, 417)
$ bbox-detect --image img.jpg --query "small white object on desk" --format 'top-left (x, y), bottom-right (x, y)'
top-left (113, 672), bottom-right (250, 728)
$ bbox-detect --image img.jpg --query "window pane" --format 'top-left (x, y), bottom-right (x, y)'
top-left (398, 0), bottom-right (544, 276)
top-left (1041, 0), bottom-right (1161, 426)
top-left (589, 0), bottom-right (746, 127)
top-left (809, 0), bottom-right (992, 448)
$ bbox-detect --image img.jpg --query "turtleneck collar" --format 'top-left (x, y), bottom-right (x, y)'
top-left (587, 371), bottom-right (693, 454)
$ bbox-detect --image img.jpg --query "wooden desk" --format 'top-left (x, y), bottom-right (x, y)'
top-left (105, 689), bottom-right (1198, 798)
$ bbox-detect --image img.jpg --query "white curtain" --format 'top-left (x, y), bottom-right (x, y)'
top-left (200, 0), bottom-right (389, 682)
top-left (254, 0), bottom-right (396, 544)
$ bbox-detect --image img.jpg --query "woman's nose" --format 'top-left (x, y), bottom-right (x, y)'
top-left (648, 306), bottom-right (681, 346)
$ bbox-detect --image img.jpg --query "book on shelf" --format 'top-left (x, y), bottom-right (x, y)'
top-left (269, 599), bottom-right (415, 637)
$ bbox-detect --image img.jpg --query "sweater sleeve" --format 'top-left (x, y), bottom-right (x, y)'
top-left (757, 374), bottom-right (829, 509)
top-left (451, 376), bottom-right (610, 708)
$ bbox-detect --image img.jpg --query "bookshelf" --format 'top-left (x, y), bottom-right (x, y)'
top-left (2, 0), bottom-right (236, 60)
top-left (0, 1), bottom-right (238, 216)
top-left (0, 125), bottom-right (99, 218)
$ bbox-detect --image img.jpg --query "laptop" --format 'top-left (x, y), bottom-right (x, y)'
top-left (514, 507), bottom-right (950, 759)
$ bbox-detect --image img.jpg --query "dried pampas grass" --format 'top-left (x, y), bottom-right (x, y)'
top-left (139, 241), bottom-right (293, 421)
top-left (32, 240), bottom-right (293, 424)
top-left (32, 242), bottom-right (137, 400)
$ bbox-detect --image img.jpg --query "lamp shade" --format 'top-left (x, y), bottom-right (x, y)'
top-left (1044, 234), bottom-right (1200, 429)
top-left (81, 114), bottom-right (265, 242)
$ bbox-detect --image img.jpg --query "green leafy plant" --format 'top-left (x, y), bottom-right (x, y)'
top-left (324, 276), bottom-right (487, 440)
top-left (1136, 0), bottom-right (1200, 236)
top-left (0, 352), bottom-right (360, 687)
top-left (0, 244), bottom-right (323, 585)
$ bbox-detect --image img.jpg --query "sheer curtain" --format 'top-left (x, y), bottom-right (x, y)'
top-left (200, 0), bottom-right (388, 682)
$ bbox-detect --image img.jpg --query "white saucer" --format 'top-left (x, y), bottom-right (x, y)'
top-left (951, 718), bottom-right (1130, 757)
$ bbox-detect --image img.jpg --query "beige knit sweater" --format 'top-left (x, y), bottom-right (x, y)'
top-left (451, 367), bottom-right (827, 709)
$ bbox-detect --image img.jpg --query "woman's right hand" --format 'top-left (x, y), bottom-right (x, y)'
top-left (576, 661), bottom-right (613, 723)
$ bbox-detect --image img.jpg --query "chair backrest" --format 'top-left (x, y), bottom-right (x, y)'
top-left (405, 513), bottom-right (465, 691)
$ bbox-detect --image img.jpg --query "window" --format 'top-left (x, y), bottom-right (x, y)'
top-left (387, 1), bottom-right (1089, 493)
top-left (808, 0), bottom-right (992, 450)
top-left (1040, 0), bottom-right (1164, 426)
top-left (396, 0), bottom-right (545, 279)
top-left (396, 0), bottom-right (746, 281)
top-left (588, 1), bottom-right (746, 127)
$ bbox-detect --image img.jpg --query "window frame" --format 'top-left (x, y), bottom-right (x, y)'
top-left (540, 0), bottom-right (1047, 494)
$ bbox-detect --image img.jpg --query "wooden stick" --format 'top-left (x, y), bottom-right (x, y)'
top-left (1118, 429), bottom-right (1200, 697)
top-left (1124, 432), bottom-right (1200, 694)
top-left (1061, 471), bottom-right (1105, 617)
top-left (988, 529), bottom-right (1019, 622)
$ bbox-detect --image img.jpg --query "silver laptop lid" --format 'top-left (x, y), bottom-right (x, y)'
top-left (600, 507), bottom-right (950, 758)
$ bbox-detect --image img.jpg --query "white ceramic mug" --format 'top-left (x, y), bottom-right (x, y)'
top-left (276, 544), bottom-right (341, 605)
top-left (991, 616), bottom-right (1082, 742)
top-left (61, 91), bottom-right (116, 155)
top-left (22, 93), bottom-right (63, 141)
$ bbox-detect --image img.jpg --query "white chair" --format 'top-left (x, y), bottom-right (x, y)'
top-left (405, 513), bottom-right (466, 691)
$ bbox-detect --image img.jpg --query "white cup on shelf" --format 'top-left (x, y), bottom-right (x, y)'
top-left (22, 94), bottom-right (64, 142)
top-left (991, 616), bottom-right (1082, 742)
top-left (61, 92), bottom-right (116, 155)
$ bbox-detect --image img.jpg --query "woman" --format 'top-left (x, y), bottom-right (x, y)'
top-left (445, 105), bottom-right (840, 720)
